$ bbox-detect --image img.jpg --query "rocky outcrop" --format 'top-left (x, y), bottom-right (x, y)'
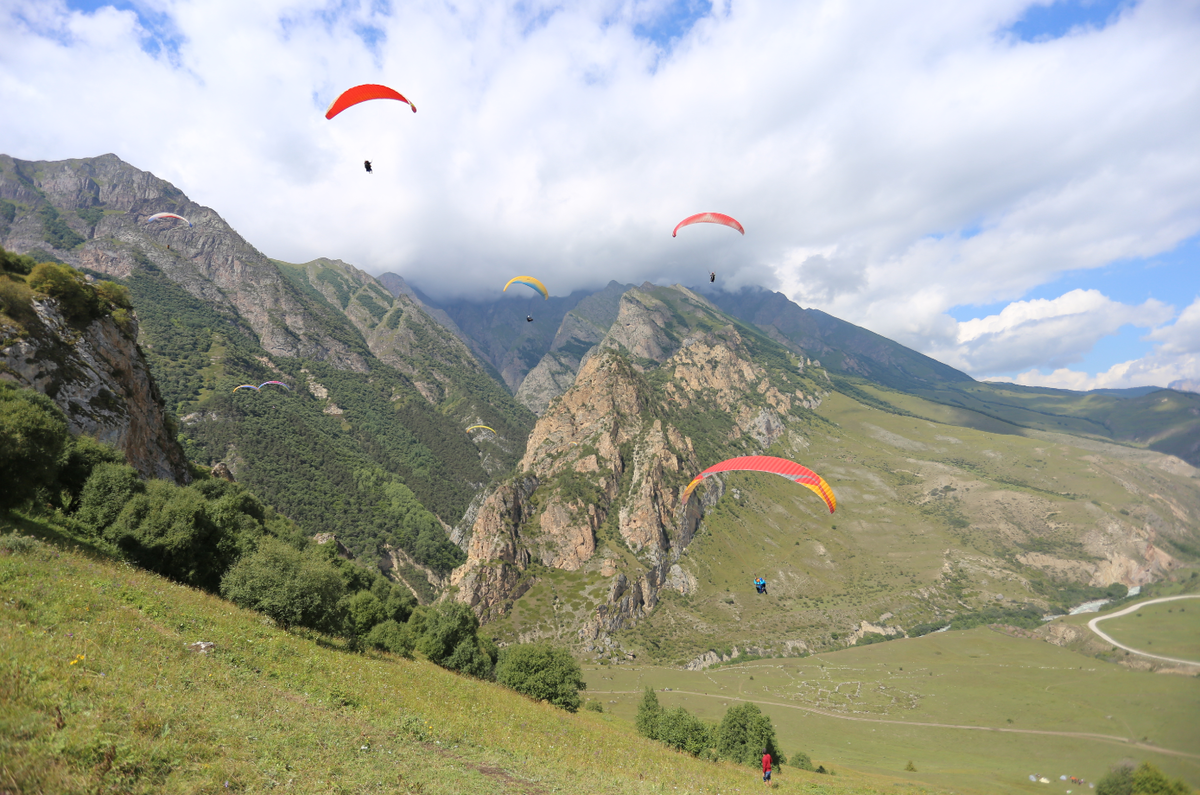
top-left (0, 296), bottom-right (190, 483)
top-left (450, 284), bottom-right (831, 646)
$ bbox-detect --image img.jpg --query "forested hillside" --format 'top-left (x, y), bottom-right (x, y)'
top-left (0, 155), bottom-right (534, 589)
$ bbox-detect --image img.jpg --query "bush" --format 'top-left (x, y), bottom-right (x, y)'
top-left (411, 601), bottom-right (496, 679)
top-left (0, 381), bottom-right (69, 509)
top-left (75, 462), bottom-right (144, 532)
top-left (717, 702), bottom-right (784, 767)
top-left (365, 619), bottom-right (415, 657)
top-left (655, 707), bottom-right (713, 756)
top-left (0, 246), bottom-right (36, 275)
top-left (1097, 761), bottom-right (1193, 795)
top-left (496, 643), bottom-right (586, 712)
top-left (27, 262), bottom-right (100, 322)
top-left (221, 537), bottom-right (346, 631)
top-left (584, 701), bottom-right (604, 713)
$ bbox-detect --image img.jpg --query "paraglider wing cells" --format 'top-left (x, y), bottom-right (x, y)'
top-left (503, 276), bottom-right (550, 299)
top-left (325, 84), bottom-right (417, 119)
top-left (258, 381), bottom-right (291, 391)
top-left (232, 384), bottom-right (259, 392)
top-left (672, 212), bottom-right (744, 238)
top-left (682, 455), bottom-right (835, 513)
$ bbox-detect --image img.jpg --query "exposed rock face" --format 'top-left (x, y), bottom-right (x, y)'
top-left (0, 297), bottom-right (190, 483)
top-left (211, 462), bottom-right (236, 482)
top-left (0, 154), bottom-right (368, 371)
top-left (451, 284), bottom-right (831, 645)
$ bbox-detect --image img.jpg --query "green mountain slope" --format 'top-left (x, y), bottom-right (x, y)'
top-left (0, 154), bottom-right (533, 584)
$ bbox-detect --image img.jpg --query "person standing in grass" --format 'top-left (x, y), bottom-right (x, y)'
top-left (762, 749), bottom-right (772, 786)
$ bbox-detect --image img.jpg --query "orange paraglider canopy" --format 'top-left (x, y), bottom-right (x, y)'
top-left (325, 84), bottom-right (417, 119)
top-left (682, 455), bottom-right (835, 513)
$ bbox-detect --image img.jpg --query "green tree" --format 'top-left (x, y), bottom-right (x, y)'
top-left (495, 643), bottom-right (586, 712)
top-left (717, 702), bottom-right (784, 767)
top-left (220, 537), bottom-right (346, 632)
top-left (655, 707), bottom-right (713, 756)
top-left (27, 261), bottom-right (99, 322)
top-left (411, 601), bottom-right (496, 679)
top-left (0, 382), bottom-right (69, 509)
top-left (345, 590), bottom-right (388, 638)
top-left (75, 462), bottom-right (145, 532)
top-left (635, 687), bottom-right (662, 739)
top-left (1132, 762), bottom-right (1192, 795)
top-left (364, 619), bottom-right (415, 657)
top-left (56, 435), bottom-right (125, 510)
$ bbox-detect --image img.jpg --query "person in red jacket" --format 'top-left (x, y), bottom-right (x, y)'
top-left (762, 749), bottom-right (772, 785)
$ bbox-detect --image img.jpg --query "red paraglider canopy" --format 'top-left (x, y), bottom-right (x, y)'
top-left (672, 212), bottom-right (744, 238)
top-left (682, 455), bottom-right (835, 513)
top-left (325, 84), bottom-right (417, 119)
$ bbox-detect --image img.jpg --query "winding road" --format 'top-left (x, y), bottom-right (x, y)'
top-left (1086, 594), bottom-right (1200, 668)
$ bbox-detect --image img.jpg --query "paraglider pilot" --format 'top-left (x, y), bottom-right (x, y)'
top-left (754, 576), bottom-right (767, 594)
top-left (363, 160), bottom-right (373, 174)
top-left (710, 272), bottom-right (716, 283)
top-left (526, 315), bottom-right (534, 323)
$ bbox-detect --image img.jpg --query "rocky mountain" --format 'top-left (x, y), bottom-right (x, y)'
top-left (0, 266), bottom-right (190, 483)
top-left (444, 284), bottom-right (1200, 667)
top-left (0, 154), bottom-right (533, 594)
top-left (450, 284), bottom-right (835, 640)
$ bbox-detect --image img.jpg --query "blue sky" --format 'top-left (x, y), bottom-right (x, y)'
top-left (4, 0), bottom-right (1199, 390)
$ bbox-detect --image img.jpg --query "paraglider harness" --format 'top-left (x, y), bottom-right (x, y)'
top-left (754, 577), bottom-right (767, 595)
top-left (526, 315), bottom-right (534, 323)
top-left (710, 272), bottom-right (716, 283)
top-left (363, 160), bottom-right (373, 174)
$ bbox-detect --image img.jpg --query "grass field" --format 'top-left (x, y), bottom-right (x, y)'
top-left (585, 626), bottom-right (1200, 795)
top-left (1096, 599), bottom-right (1200, 662)
top-left (3, 517), bottom-right (981, 795)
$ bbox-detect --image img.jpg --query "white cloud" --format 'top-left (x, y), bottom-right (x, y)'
top-left (1, 0), bottom-right (1198, 385)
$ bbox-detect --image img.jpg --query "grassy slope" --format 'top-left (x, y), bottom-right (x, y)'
top-left (600, 384), bottom-right (1200, 666)
top-left (1098, 600), bottom-right (1200, 661)
top-left (588, 625), bottom-right (1200, 794)
top-left (2, 515), bottom-right (929, 795)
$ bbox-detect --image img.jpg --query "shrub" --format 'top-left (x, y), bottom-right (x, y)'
top-left (27, 262), bottom-right (100, 322)
top-left (496, 643), bottom-right (586, 712)
top-left (411, 601), bottom-right (496, 679)
top-left (0, 246), bottom-right (36, 275)
top-left (75, 462), bottom-right (144, 532)
top-left (0, 381), bottom-right (69, 509)
top-left (584, 701), bottom-right (604, 713)
top-left (655, 706), bottom-right (712, 756)
top-left (365, 619), bottom-right (415, 657)
top-left (221, 537), bottom-right (346, 631)
top-left (717, 702), bottom-right (784, 767)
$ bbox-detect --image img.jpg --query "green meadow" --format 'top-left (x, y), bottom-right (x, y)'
top-left (1097, 599), bottom-right (1200, 662)
top-left (2, 518), bottom-right (983, 795)
top-left (586, 626), bottom-right (1200, 795)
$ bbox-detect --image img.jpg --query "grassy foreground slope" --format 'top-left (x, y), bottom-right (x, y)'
top-left (3, 518), bottom-right (945, 795)
top-left (588, 626), bottom-right (1200, 795)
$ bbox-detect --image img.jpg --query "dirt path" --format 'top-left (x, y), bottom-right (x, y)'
top-left (590, 689), bottom-right (1200, 761)
top-left (1087, 594), bottom-right (1200, 667)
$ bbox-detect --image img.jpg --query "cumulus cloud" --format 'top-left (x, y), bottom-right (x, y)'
top-left (1, 0), bottom-right (1198, 386)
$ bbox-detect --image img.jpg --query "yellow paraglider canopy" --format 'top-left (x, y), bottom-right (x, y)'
top-left (466, 425), bottom-right (497, 435)
top-left (503, 276), bottom-right (549, 299)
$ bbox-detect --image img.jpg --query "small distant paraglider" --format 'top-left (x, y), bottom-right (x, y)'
top-left (233, 381), bottom-right (290, 394)
top-left (466, 425), bottom-right (496, 435)
top-left (709, 271), bottom-right (716, 283)
top-left (363, 160), bottom-right (373, 174)
top-left (146, 212), bottom-right (193, 228)
top-left (672, 212), bottom-right (744, 238)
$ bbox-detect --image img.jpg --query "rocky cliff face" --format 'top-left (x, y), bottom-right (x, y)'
top-left (0, 295), bottom-right (190, 483)
top-left (450, 284), bottom-right (831, 644)
top-left (0, 154), bottom-right (368, 371)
